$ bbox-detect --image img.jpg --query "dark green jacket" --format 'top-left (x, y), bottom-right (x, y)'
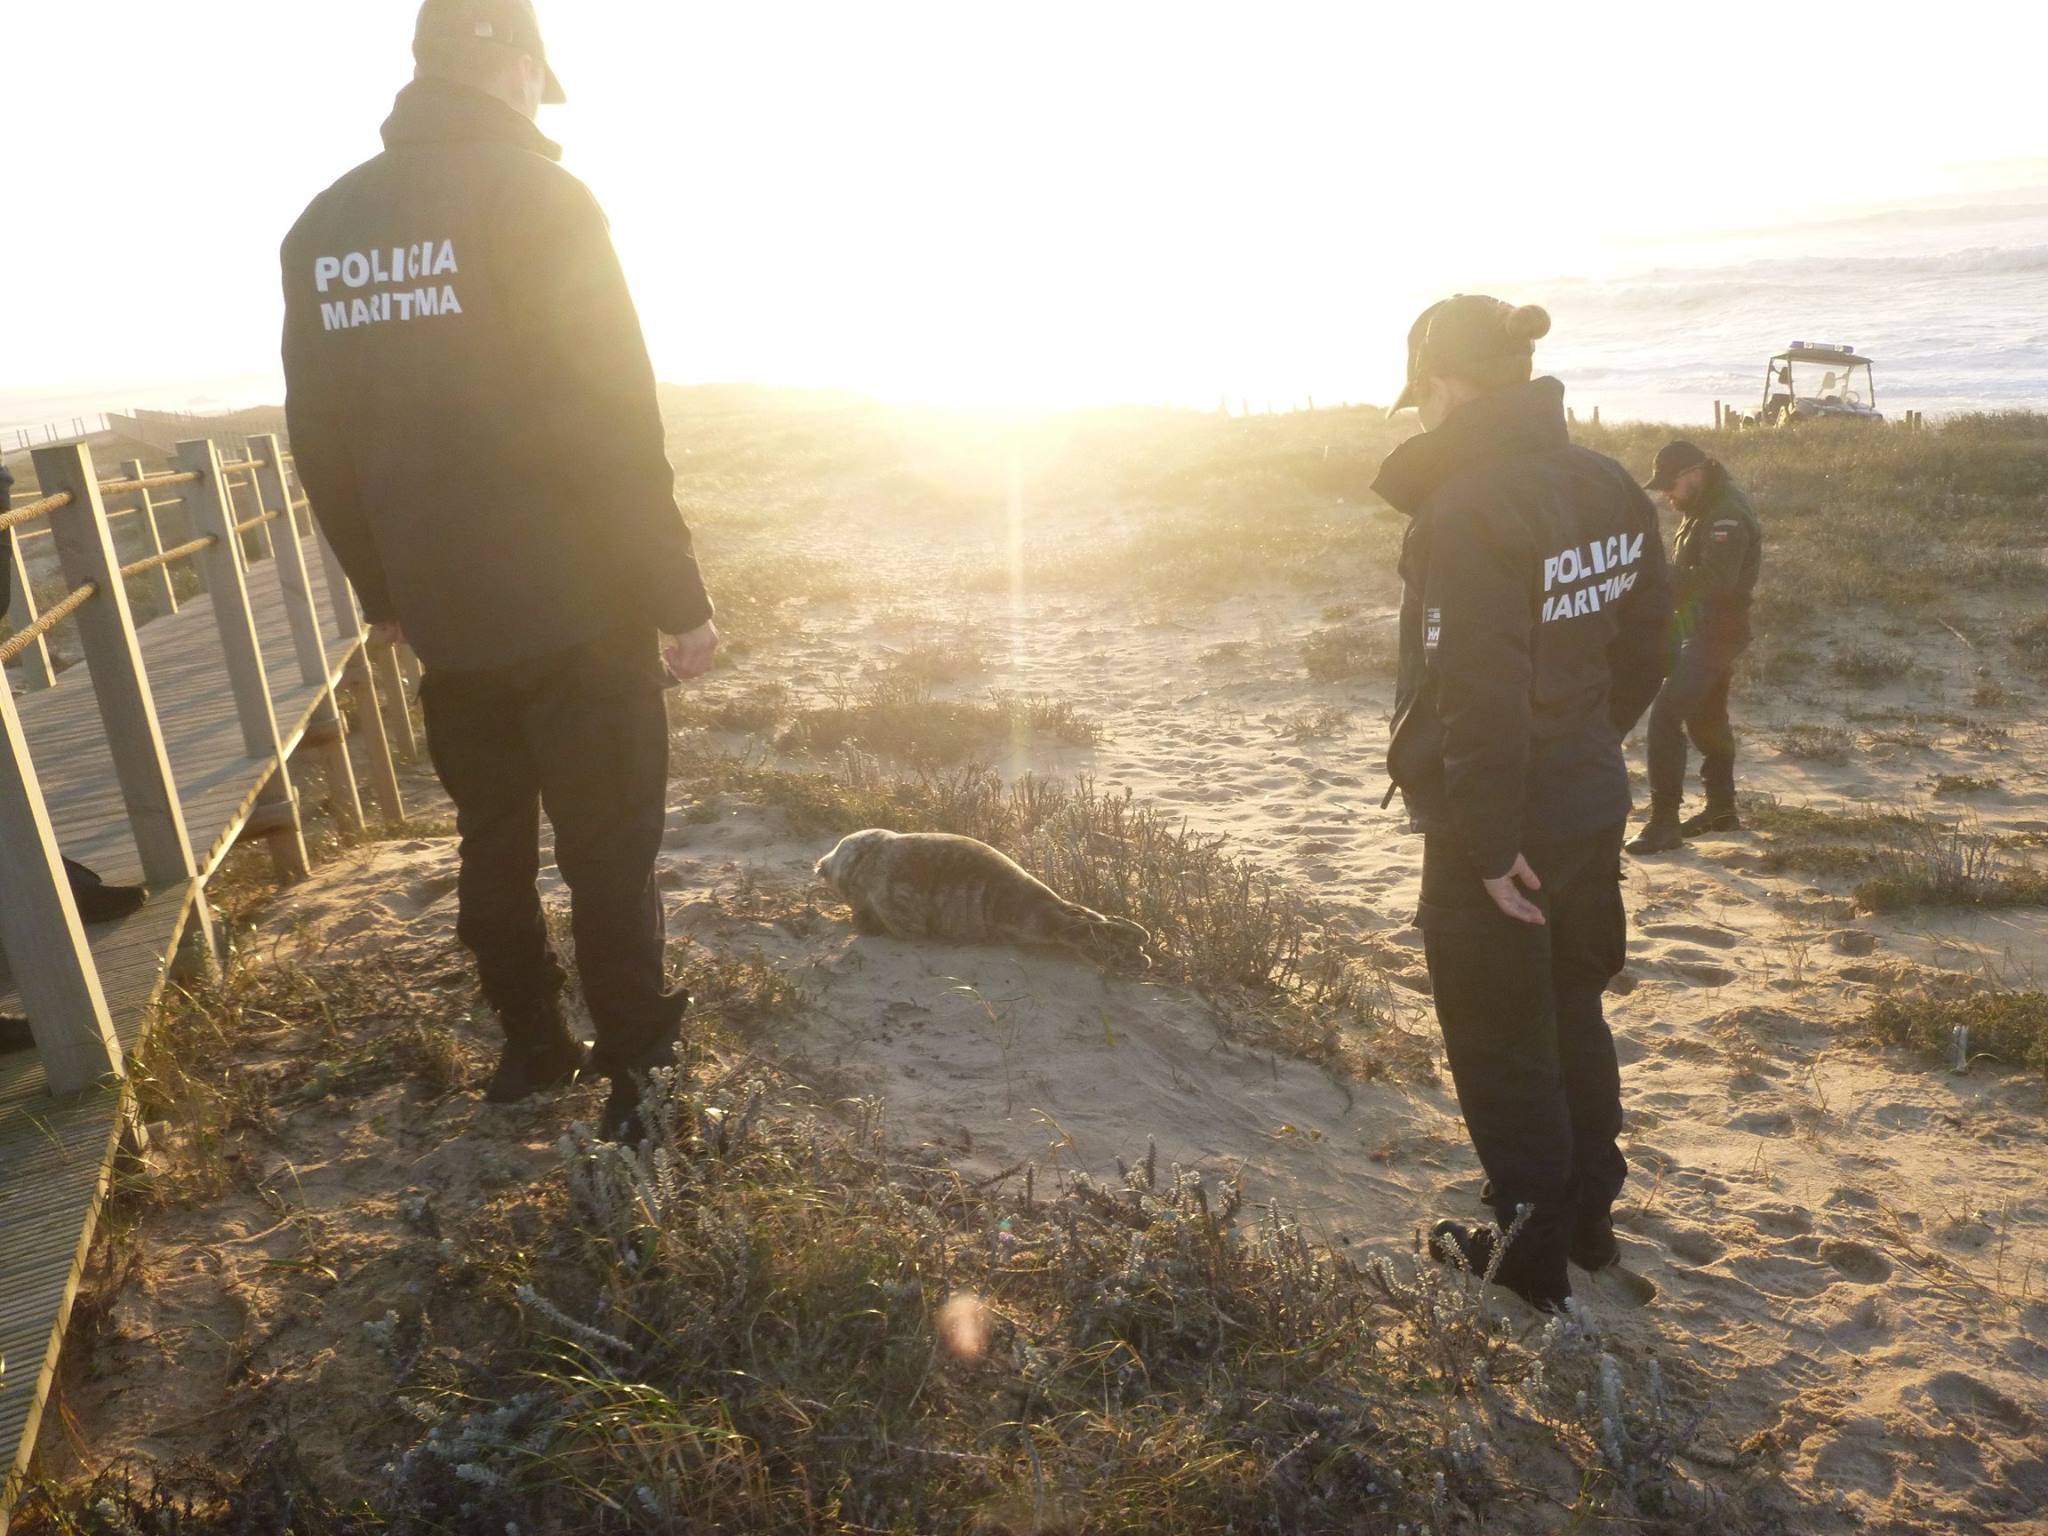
top-left (1671, 473), bottom-right (1761, 656)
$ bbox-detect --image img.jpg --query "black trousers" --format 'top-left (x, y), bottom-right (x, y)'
top-left (1646, 641), bottom-right (1737, 810)
top-left (420, 636), bottom-right (674, 1073)
top-left (1419, 823), bottom-right (1629, 1279)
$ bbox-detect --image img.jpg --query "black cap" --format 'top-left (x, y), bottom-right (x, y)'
top-left (1644, 440), bottom-right (1710, 492)
top-left (415, 0), bottom-right (566, 104)
top-left (1390, 294), bottom-right (1547, 412)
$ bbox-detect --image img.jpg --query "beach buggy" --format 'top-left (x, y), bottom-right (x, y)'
top-left (1760, 342), bottom-right (1884, 425)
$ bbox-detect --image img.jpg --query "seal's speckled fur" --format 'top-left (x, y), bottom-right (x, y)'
top-left (816, 829), bottom-right (1151, 964)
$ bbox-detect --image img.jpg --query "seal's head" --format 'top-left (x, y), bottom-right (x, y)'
top-left (815, 828), bottom-right (894, 891)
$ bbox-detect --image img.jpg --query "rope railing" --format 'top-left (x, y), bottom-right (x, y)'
top-left (217, 457), bottom-right (267, 475)
top-left (14, 500), bottom-right (189, 543)
top-left (0, 581), bottom-right (97, 664)
top-left (95, 470), bottom-right (201, 497)
top-left (119, 534), bottom-right (217, 581)
top-left (0, 492), bottom-right (73, 533)
top-left (233, 508), bottom-right (280, 535)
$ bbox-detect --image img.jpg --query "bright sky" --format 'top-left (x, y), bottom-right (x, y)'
top-left (6, 0), bottom-right (2045, 420)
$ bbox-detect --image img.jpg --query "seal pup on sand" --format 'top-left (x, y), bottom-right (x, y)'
top-left (815, 829), bottom-right (1152, 965)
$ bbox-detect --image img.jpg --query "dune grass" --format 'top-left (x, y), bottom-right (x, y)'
top-left (1301, 623), bottom-right (1398, 683)
top-left (772, 679), bottom-right (1101, 765)
top-left (1746, 800), bottom-right (2048, 913)
top-left (1865, 990), bottom-right (2048, 1079)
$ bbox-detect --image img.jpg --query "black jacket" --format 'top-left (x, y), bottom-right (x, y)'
top-left (1372, 379), bottom-right (1671, 878)
top-left (280, 79), bottom-right (712, 673)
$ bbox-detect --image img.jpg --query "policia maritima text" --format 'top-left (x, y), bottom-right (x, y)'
top-left (279, 0), bottom-right (717, 1141)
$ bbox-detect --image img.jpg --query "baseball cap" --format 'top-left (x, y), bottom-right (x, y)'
top-left (1644, 440), bottom-right (1710, 492)
top-left (415, 0), bottom-right (566, 104)
top-left (1390, 294), bottom-right (1549, 412)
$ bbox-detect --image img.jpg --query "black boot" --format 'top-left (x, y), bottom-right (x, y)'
top-left (592, 991), bottom-right (694, 1145)
top-left (64, 857), bottom-right (146, 924)
top-left (1679, 802), bottom-right (1740, 837)
top-left (484, 996), bottom-right (587, 1104)
top-left (1570, 1207), bottom-right (1620, 1272)
top-left (600, 1076), bottom-right (650, 1145)
top-left (1428, 1217), bottom-right (1571, 1312)
top-left (1626, 803), bottom-right (1685, 856)
top-left (1678, 805), bottom-right (1740, 837)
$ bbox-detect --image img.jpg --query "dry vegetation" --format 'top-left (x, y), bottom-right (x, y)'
top-left (1744, 798), bottom-right (2048, 913)
top-left (16, 929), bottom-right (1758, 1536)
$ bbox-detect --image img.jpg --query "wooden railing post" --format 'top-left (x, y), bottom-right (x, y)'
top-left (372, 640), bottom-right (420, 759)
top-left (0, 681), bottom-right (123, 1094)
top-left (175, 438), bottom-right (311, 881)
top-left (246, 434), bottom-right (328, 690)
top-left (347, 644), bottom-right (406, 825)
top-left (3, 522), bottom-right (56, 691)
top-left (123, 458), bottom-right (180, 615)
top-left (250, 435), bottom-right (366, 835)
top-left (224, 463), bottom-right (276, 563)
top-left (32, 443), bottom-right (205, 895)
top-left (306, 691), bottom-right (365, 837)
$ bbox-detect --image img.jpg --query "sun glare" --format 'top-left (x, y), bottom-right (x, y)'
top-left (2, 0), bottom-right (2044, 422)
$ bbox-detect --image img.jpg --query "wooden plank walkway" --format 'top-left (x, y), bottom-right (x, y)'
top-left (0, 549), bottom-right (366, 1519)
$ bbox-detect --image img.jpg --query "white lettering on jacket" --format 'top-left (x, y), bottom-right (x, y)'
top-left (314, 239), bottom-right (464, 329)
top-left (1539, 531), bottom-right (1646, 624)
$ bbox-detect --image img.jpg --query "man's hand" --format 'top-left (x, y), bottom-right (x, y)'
top-left (1482, 854), bottom-right (1545, 925)
top-left (662, 620), bottom-right (720, 682)
top-left (368, 619), bottom-right (406, 649)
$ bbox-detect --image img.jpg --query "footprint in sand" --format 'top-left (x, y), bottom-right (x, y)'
top-left (1662, 1226), bottom-right (1726, 1266)
top-left (1728, 1108), bottom-right (1796, 1136)
top-left (1828, 1294), bottom-right (1891, 1345)
top-left (1821, 1239), bottom-right (1894, 1284)
top-left (1917, 1372), bottom-right (2038, 1437)
top-left (1750, 1204), bottom-right (1815, 1237)
top-left (1656, 959), bottom-right (1741, 987)
top-left (1728, 1252), bottom-right (1835, 1300)
top-left (1639, 922), bottom-right (1741, 949)
top-left (1585, 1264), bottom-right (1658, 1307)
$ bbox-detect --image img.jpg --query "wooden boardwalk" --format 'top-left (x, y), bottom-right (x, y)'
top-left (0, 450), bottom-right (403, 1525)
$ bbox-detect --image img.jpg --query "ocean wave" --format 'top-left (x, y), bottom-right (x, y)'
top-left (1555, 244), bottom-right (2048, 302)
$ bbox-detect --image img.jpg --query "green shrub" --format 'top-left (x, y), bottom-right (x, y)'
top-left (1865, 990), bottom-right (2048, 1078)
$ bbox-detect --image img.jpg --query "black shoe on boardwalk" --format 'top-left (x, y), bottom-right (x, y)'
top-left (65, 858), bottom-right (147, 924)
top-left (1679, 806), bottom-right (1741, 838)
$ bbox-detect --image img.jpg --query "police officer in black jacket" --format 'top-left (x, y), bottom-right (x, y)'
top-left (280, 0), bottom-right (717, 1140)
top-left (1373, 296), bottom-right (1672, 1310)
